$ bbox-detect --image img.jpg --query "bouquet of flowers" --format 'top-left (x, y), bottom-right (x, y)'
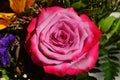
top-left (0, 0), bottom-right (120, 80)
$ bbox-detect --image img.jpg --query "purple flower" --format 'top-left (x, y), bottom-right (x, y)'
top-left (0, 48), bottom-right (10, 66)
top-left (0, 34), bottom-right (15, 67)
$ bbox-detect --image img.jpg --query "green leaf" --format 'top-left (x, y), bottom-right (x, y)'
top-left (98, 18), bottom-right (104, 29)
top-left (99, 48), bottom-right (108, 55)
top-left (117, 43), bottom-right (120, 48)
top-left (64, 0), bottom-right (70, 7)
top-left (100, 53), bottom-right (120, 80)
top-left (71, 1), bottom-right (86, 9)
top-left (100, 62), bottom-right (109, 70)
top-left (99, 34), bottom-right (108, 45)
top-left (41, 0), bottom-right (48, 3)
top-left (89, 68), bottom-right (101, 73)
top-left (109, 56), bottom-right (119, 61)
top-left (0, 70), bottom-right (9, 80)
top-left (100, 57), bottom-right (109, 61)
top-left (110, 66), bottom-right (119, 73)
top-left (1, 70), bottom-right (6, 75)
top-left (2, 75), bottom-right (9, 80)
top-left (88, 76), bottom-right (97, 80)
top-left (100, 18), bottom-right (120, 45)
top-left (106, 19), bottom-right (120, 39)
top-left (99, 16), bottom-right (115, 32)
top-left (110, 61), bottom-right (120, 67)
top-left (76, 73), bottom-right (88, 80)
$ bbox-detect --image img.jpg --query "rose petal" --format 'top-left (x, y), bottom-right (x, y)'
top-left (29, 34), bottom-right (63, 65)
top-left (44, 42), bottom-right (99, 76)
top-left (37, 6), bottom-right (63, 26)
top-left (80, 14), bottom-right (102, 53)
top-left (26, 18), bottom-right (37, 42)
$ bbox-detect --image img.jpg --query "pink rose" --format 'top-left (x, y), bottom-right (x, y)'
top-left (25, 6), bottom-right (101, 76)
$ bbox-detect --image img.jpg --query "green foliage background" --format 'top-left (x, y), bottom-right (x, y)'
top-left (0, 0), bottom-right (120, 80)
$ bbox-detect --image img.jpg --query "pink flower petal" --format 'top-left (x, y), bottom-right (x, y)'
top-left (44, 43), bottom-right (99, 76)
top-left (25, 18), bottom-right (37, 42)
top-left (29, 34), bottom-right (63, 65)
top-left (80, 14), bottom-right (102, 53)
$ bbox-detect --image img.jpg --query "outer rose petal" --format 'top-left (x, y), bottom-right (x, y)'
top-left (80, 14), bottom-right (102, 40)
top-left (44, 43), bottom-right (99, 76)
top-left (25, 18), bottom-right (37, 61)
top-left (37, 6), bottom-right (79, 26)
top-left (37, 6), bottom-right (63, 26)
top-left (80, 14), bottom-right (102, 53)
top-left (26, 18), bottom-right (37, 42)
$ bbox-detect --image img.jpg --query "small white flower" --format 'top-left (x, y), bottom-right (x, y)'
top-left (110, 12), bottom-right (120, 18)
top-left (23, 74), bottom-right (27, 78)
top-left (0, 78), bottom-right (6, 80)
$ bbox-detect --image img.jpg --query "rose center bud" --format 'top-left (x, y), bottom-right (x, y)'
top-left (50, 30), bottom-right (70, 47)
top-left (57, 30), bottom-right (68, 41)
